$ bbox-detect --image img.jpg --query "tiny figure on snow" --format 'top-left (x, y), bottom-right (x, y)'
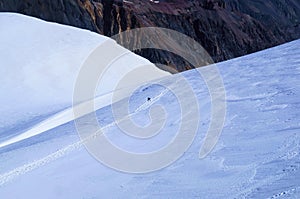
top-left (147, 97), bottom-right (151, 101)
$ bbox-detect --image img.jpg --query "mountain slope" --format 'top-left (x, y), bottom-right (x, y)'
top-left (0, 13), bottom-right (300, 198)
top-left (0, 0), bottom-right (299, 71)
top-left (0, 13), bottom-right (169, 137)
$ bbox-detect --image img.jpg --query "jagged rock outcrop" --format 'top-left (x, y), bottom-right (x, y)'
top-left (0, 0), bottom-right (299, 71)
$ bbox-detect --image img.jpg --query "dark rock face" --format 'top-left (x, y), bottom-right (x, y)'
top-left (1, 0), bottom-right (299, 71)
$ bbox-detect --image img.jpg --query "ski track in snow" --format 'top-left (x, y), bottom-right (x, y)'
top-left (1, 13), bottom-right (300, 198)
top-left (230, 132), bottom-right (300, 198)
top-left (0, 88), bottom-right (170, 186)
top-left (269, 186), bottom-right (299, 199)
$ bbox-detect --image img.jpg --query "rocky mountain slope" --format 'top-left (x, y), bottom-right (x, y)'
top-left (1, 0), bottom-right (299, 71)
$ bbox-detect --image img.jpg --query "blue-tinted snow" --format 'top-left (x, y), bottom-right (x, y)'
top-left (0, 14), bottom-right (300, 198)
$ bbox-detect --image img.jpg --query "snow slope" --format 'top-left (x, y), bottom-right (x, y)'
top-left (0, 13), bottom-right (300, 198)
top-left (0, 13), bottom-right (169, 137)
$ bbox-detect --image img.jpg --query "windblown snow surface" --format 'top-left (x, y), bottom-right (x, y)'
top-left (0, 13), bottom-right (300, 198)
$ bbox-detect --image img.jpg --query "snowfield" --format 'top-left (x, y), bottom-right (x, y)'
top-left (0, 13), bottom-right (169, 136)
top-left (0, 13), bottom-right (300, 198)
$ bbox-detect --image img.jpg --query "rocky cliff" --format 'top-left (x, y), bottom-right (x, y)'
top-left (1, 0), bottom-right (299, 71)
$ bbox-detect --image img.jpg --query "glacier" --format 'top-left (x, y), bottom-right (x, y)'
top-left (0, 13), bottom-right (300, 198)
